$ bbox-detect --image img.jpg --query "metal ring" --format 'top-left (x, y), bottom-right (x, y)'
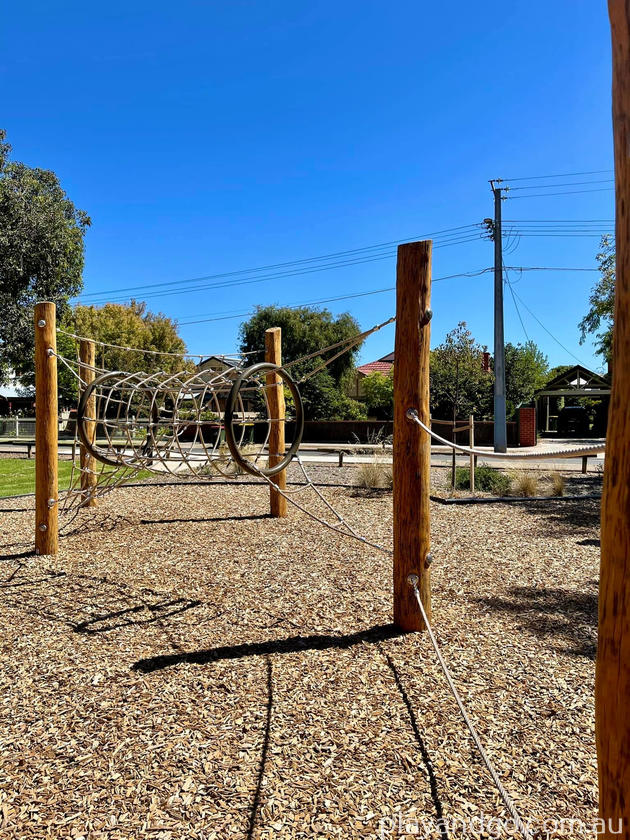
top-left (224, 362), bottom-right (304, 477)
top-left (77, 371), bottom-right (159, 469)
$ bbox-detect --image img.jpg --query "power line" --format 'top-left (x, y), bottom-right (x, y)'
top-left (77, 223), bottom-right (484, 302)
top-left (175, 268), bottom-right (496, 326)
top-left (506, 179), bottom-right (614, 191)
top-left (507, 187), bottom-right (615, 199)
top-left (503, 218), bottom-right (614, 223)
top-left (500, 169), bottom-right (613, 182)
top-left (504, 265), bottom-right (530, 343)
top-left (79, 234), bottom-right (487, 306)
top-left (509, 286), bottom-right (589, 366)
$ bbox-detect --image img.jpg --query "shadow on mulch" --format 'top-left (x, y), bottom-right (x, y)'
top-left (475, 585), bottom-right (598, 659)
top-left (0, 568), bottom-right (202, 636)
top-left (247, 656), bottom-right (273, 840)
top-left (350, 487), bottom-right (392, 499)
top-left (132, 623), bottom-right (406, 673)
top-left (139, 513), bottom-right (269, 526)
top-left (383, 652), bottom-right (449, 840)
top-left (0, 549), bottom-right (36, 561)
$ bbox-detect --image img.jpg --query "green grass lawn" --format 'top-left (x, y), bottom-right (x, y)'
top-left (0, 458), bottom-right (152, 498)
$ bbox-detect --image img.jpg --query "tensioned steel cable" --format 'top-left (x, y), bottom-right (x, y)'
top-left (408, 577), bottom-right (533, 840)
top-left (406, 410), bottom-right (606, 458)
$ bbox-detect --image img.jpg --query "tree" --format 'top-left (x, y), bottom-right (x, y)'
top-left (18, 301), bottom-right (191, 407)
top-left (430, 322), bottom-right (492, 421)
top-left (239, 305), bottom-right (366, 420)
top-left (579, 235), bottom-right (615, 364)
top-left (0, 130), bottom-right (91, 387)
top-left (363, 370), bottom-right (394, 419)
top-left (504, 341), bottom-right (548, 419)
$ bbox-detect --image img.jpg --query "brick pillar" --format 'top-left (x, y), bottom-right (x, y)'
top-left (518, 406), bottom-right (537, 447)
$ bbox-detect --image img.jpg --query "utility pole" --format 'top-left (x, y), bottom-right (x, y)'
top-left (489, 179), bottom-right (507, 453)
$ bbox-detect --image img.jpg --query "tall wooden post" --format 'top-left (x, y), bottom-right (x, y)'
top-left (597, 4), bottom-right (630, 835)
top-left (393, 241), bottom-right (432, 631)
top-left (79, 339), bottom-right (98, 507)
top-left (469, 415), bottom-right (475, 493)
top-left (265, 327), bottom-right (287, 517)
top-left (34, 302), bottom-right (58, 556)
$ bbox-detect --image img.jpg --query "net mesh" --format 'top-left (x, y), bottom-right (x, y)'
top-left (54, 347), bottom-right (301, 516)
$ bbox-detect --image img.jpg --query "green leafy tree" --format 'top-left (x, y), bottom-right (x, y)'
top-left (430, 322), bottom-right (493, 421)
top-left (17, 301), bottom-right (191, 407)
top-left (0, 130), bottom-right (91, 387)
top-left (579, 235), bottom-right (615, 363)
top-left (363, 370), bottom-right (394, 419)
top-left (504, 341), bottom-right (548, 419)
top-left (239, 305), bottom-right (366, 420)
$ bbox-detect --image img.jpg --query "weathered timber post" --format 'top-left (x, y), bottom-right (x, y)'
top-left (393, 241), bottom-right (432, 631)
top-left (597, 5), bottom-right (630, 836)
top-left (79, 339), bottom-right (98, 507)
top-left (469, 415), bottom-right (475, 493)
top-left (265, 327), bottom-right (287, 517)
top-left (34, 302), bottom-right (59, 555)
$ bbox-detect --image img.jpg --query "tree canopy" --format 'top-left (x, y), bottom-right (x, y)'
top-left (579, 235), bottom-right (615, 364)
top-left (239, 305), bottom-right (366, 420)
top-left (21, 301), bottom-right (190, 407)
top-left (430, 322), bottom-right (492, 420)
top-left (0, 130), bottom-right (91, 387)
top-left (363, 369), bottom-right (394, 420)
top-left (504, 341), bottom-right (548, 419)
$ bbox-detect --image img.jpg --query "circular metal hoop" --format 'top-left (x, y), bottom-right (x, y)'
top-left (224, 362), bottom-right (304, 477)
top-left (77, 371), bottom-right (160, 469)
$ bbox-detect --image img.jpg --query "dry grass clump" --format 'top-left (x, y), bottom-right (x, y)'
top-left (511, 470), bottom-right (539, 497)
top-left (355, 458), bottom-right (393, 489)
top-left (549, 471), bottom-right (566, 497)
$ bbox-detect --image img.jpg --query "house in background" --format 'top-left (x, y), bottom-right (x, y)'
top-left (346, 351), bottom-right (394, 400)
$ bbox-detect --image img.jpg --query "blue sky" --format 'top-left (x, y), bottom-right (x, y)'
top-left (2, 1), bottom-right (614, 370)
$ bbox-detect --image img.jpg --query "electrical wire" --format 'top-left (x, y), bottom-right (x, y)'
top-left (77, 223), bottom-right (484, 303)
top-left (507, 188), bottom-right (615, 200)
top-left (175, 268), bottom-right (496, 326)
top-left (500, 169), bottom-right (613, 182)
top-left (77, 233), bottom-right (487, 306)
top-left (506, 179), bottom-right (614, 191)
top-left (504, 264), bottom-right (530, 343)
top-left (509, 284), bottom-right (590, 366)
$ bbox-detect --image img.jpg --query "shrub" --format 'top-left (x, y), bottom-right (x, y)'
top-left (549, 472), bottom-right (566, 497)
top-left (512, 471), bottom-right (539, 497)
top-left (355, 458), bottom-right (393, 490)
top-left (454, 465), bottom-right (512, 495)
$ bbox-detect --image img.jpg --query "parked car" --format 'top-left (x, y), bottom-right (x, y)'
top-left (557, 405), bottom-right (590, 436)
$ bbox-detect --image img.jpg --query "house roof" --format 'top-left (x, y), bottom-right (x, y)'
top-left (535, 364), bottom-right (611, 398)
top-left (357, 360), bottom-right (393, 376)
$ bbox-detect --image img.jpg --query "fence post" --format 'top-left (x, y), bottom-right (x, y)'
top-left (34, 302), bottom-right (58, 556)
top-left (265, 327), bottom-right (287, 517)
top-left (469, 414), bottom-right (475, 493)
top-left (393, 241), bottom-right (432, 631)
top-left (79, 339), bottom-right (98, 507)
top-left (597, 4), bottom-right (630, 833)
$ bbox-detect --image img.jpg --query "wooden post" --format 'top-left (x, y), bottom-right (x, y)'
top-left (393, 241), bottom-right (432, 631)
top-left (34, 302), bottom-right (58, 555)
top-left (597, 4), bottom-right (630, 835)
top-left (469, 414), bottom-right (475, 493)
top-left (450, 419), bottom-right (457, 491)
top-left (79, 339), bottom-right (98, 507)
top-left (265, 327), bottom-right (287, 517)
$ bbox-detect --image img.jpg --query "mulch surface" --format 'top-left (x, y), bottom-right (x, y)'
top-left (0, 467), bottom-right (601, 838)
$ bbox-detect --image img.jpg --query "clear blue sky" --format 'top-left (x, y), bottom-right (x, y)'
top-left (2, 1), bottom-right (614, 370)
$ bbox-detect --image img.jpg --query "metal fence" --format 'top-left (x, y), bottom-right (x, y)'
top-left (0, 417), bottom-right (36, 438)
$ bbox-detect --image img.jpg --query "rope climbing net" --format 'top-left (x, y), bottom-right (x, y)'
top-left (51, 315), bottom-right (394, 515)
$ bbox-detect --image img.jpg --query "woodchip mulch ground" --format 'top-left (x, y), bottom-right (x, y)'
top-left (0, 467), bottom-right (601, 839)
